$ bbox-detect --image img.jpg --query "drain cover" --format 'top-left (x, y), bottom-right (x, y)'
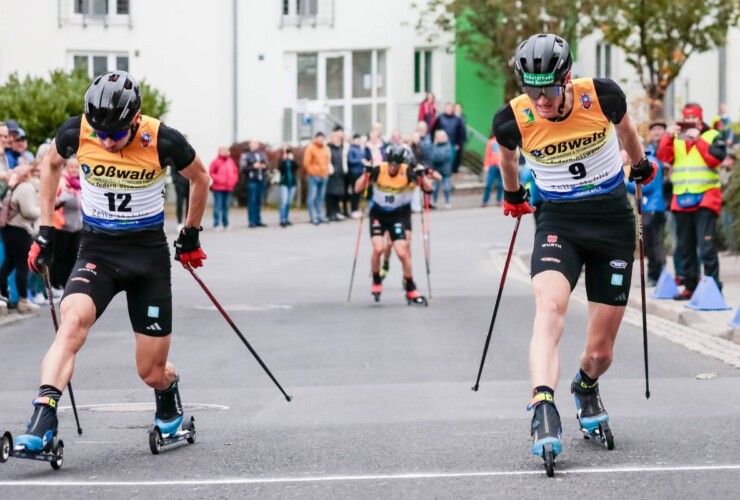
top-left (59, 403), bottom-right (229, 413)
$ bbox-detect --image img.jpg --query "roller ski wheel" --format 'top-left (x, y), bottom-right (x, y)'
top-left (1, 432), bottom-right (11, 463)
top-left (371, 284), bottom-right (382, 303)
top-left (149, 427), bottom-right (163, 455)
top-left (581, 421), bottom-right (614, 450)
top-left (50, 438), bottom-right (64, 470)
top-left (543, 443), bottom-right (556, 478)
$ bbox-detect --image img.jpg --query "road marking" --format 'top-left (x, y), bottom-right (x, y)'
top-left (2, 464), bottom-right (740, 487)
top-left (57, 403), bottom-right (229, 413)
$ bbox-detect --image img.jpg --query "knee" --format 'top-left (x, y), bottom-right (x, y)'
top-left (57, 312), bottom-right (90, 352)
top-left (585, 348), bottom-right (613, 367)
top-left (395, 247), bottom-right (409, 260)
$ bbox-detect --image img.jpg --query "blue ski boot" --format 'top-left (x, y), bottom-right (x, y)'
top-left (154, 375), bottom-right (183, 435)
top-left (571, 371), bottom-right (614, 450)
top-left (149, 375), bottom-right (195, 455)
top-left (14, 396), bottom-right (59, 452)
top-left (528, 391), bottom-right (561, 477)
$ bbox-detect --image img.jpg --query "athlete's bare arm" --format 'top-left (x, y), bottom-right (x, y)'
top-left (499, 145), bottom-right (521, 192)
top-left (39, 140), bottom-right (67, 227)
top-left (614, 112), bottom-right (645, 165)
top-left (179, 155), bottom-right (210, 228)
top-left (354, 172), bottom-right (370, 194)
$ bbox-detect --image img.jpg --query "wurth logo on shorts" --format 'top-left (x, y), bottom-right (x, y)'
top-left (547, 235), bottom-right (558, 244)
top-left (85, 263), bottom-right (96, 270)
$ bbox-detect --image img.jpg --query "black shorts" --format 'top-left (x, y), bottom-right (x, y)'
top-left (530, 185), bottom-right (636, 306)
top-left (370, 207), bottom-right (407, 242)
top-left (64, 229), bottom-right (173, 336)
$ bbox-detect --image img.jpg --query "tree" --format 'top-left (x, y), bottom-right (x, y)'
top-left (413, 1), bottom-right (596, 100)
top-left (590, 0), bottom-right (740, 119)
top-left (0, 69), bottom-right (169, 152)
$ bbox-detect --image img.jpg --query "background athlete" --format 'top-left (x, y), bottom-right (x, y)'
top-left (17, 71), bottom-right (210, 453)
top-left (492, 34), bottom-right (655, 465)
top-left (354, 144), bottom-right (435, 306)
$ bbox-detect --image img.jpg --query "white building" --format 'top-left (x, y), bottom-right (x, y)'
top-left (1, 1), bottom-right (737, 160)
top-left (0, 0), bottom-right (456, 160)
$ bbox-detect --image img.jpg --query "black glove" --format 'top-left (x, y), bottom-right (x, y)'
top-left (629, 157), bottom-right (657, 185)
top-left (28, 226), bottom-right (56, 273)
top-left (174, 226), bottom-right (207, 268)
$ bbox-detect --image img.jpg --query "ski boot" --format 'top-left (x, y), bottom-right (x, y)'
top-left (3, 396), bottom-right (65, 469)
top-left (571, 372), bottom-right (614, 450)
top-left (379, 260), bottom-right (390, 281)
top-left (404, 278), bottom-right (428, 306)
top-left (528, 392), bottom-right (562, 477)
top-left (371, 283), bottom-right (382, 302)
top-left (148, 375), bottom-right (196, 455)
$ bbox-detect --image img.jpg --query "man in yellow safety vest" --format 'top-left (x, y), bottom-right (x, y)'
top-left (657, 103), bottom-right (727, 300)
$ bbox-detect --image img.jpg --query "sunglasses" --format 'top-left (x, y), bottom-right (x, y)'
top-left (95, 128), bottom-right (129, 141)
top-left (523, 85), bottom-right (564, 100)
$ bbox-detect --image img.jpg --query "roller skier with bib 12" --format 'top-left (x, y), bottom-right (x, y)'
top-left (491, 34), bottom-right (656, 476)
top-left (354, 144), bottom-right (435, 306)
top-left (1, 71), bottom-right (210, 468)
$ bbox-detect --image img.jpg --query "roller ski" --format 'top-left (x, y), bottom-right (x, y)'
top-left (1, 396), bottom-right (64, 469)
top-left (148, 375), bottom-right (196, 455)
top-left (404, 278), bottom-right (428, 307)
top-left (528, 391), bottom-right (562, 478)
top-left (571, 371), bottom-right (614, 450)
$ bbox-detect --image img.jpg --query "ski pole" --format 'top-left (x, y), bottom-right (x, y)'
top-left (417, 178), bottom-right (432, 301)
top-left (635, 184), bottom-right (651, 399)
top-left (472, 216), bottom-right (521, 392)
top-left (185, 265), bottom-right (292, 402)
top-left (347, 171), bottom-right (371, 303)
top-left (42, 270), bottom-right (83, 435)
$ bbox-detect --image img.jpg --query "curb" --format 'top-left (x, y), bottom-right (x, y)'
top-left (490, 250), bottom-right (740, 369)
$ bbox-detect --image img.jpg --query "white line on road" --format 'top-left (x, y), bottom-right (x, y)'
top-left (2, 464), bottom-right (740, 487)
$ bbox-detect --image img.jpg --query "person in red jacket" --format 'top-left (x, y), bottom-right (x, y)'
top-left (418, 92), bottom-right (437, 133)
top-left (656, 103), bottom-right (727, 299)
top-left (209, 146), bottom-right (239, 230)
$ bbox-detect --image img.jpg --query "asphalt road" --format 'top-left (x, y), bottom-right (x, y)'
top-left (1, 206), bottom-right (739, 499)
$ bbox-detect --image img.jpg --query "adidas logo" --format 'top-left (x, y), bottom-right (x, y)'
top-left (614, 293), bottom-right (627, 302)
top-left (146, 322), bottom-right (162, 331)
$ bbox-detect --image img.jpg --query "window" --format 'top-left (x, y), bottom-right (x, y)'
top-left (297, 0), bottom-right (318, 16)
top-left (116, 0), bottom-right (129, 15)
top-left (75, 0), bottom-right (108, 15)
top-left (596, 42), bottom-right (612, 79)
top-left (74, 0), bottom-right (129, 16)
top-left (71, 53), bottom-right (129, 78)
top-left (283, 0), bottom-right (290, 15)
top-left (297, 53), bottom-right (318, 100)
top-left (414, 49), bottom-right (433, 94)
top-left (352, 51), bottom-right (372, 99)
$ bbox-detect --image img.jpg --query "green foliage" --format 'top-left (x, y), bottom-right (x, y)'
top-left (590, 0), bottom-right (740, 118)
top-left (0, 69), bottom-right (169, 152)
top-left (413, 1), bottom-right (596, 100)
top-left (724, 152), bottom-right (740, 253)
top-left (415, 1), bottom-right (740, 114)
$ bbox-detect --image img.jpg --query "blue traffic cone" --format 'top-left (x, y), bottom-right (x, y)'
top-left (686, 276), bottom-right (731, 311)
top-left (730, 306), bottom-right (740, 328)
top-left (653, 269), bottom-right (680, 299)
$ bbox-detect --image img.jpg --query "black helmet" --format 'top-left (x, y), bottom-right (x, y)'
top-left (387, 144), bottom-right (408, 165)
top-left (84, 71), bottom-right (141, 132)
top-left (514, 34), bottom-right (572, 87)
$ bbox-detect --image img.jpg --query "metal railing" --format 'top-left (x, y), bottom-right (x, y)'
top-left (280, 0), bottom-right (334, 28)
